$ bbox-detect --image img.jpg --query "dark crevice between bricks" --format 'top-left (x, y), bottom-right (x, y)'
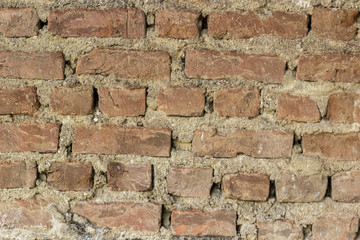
top-left (58, 122), bottom-right (63, 154)
top-left (93, 87), bottom-right (99, 111)
top-left (64, 60), bottom-right (74, 77)
top-left (307, 14), bottom-right (312, 34)
top-left (269, 180), bottom-right (276, 199)
top-left (204, 90), bottom-right (214, 114)
top-left (303, 224), bottom-right (312, 238)
top-left (325, 176), bottom-right (332, 198)
top-left (161, 206), bottom-right (171, 230)
top-left (65, 143), bottom-right (72, 157)
top-left (210, 182), bottom-right (222, 198)
top-left (201, 14), bottom-right (207, 31)
top-left (39, 19), bottom-right (47, 31)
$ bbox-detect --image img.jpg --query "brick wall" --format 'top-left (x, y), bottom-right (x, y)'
top-left (0, 0), bottom-right (360, 239)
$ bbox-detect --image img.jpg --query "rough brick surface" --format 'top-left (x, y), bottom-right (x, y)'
top-left (332, 171), bottom-right (360, 202)
top-left (186, 50), bottom-right (286, 83)
top-left (257, 221), bottom-right (304, 240)
top-left (222, 172), bottom-right (269, 201)
top-left (313, 215), bottom-right (359, 240)
top-left (276, 173), bottom-right (327, 202)
top-left (98, 88), bottom-right (146, 116)
top-left (297, 54), bottom-right (360, 82)
top-left (312, 9), bottom-right (358, 40)
top-left (302, 133), bottom-right (360, 161)
top-left (73, 125), bottom-right (171, 157)
top-left (47, 162), bottom-right (93, 191)
top-left (193, 129), bottom-right (293, 158)
top-left (0, 199), bottom-right (52, 228)
top-left (0, 161), bottom-right (37, 189)
top-left (48, 8), bottom-right (145, 38)
top-left (208, 11), bottom-right (308, 39)
top-left (171, 209), bottom-right (236, 236)
top-left (0, 123), bottom-right (59, 153)
top-left (167, 167), bottom-right (213, 198)
top-left (156, 10), bottom-right (201, 39)
top-left (0, 87), bottom-right (38, 115)
top-left (213, 88), bottom-right (260, 117)
top-left (50, 86), bottom-right (94, 115)
top-left (277, 93), bottom-right (320, 123)
top-left (0, 51), bottom-right (64, 80)
top-left (157, 86), bottom-right (205, 116)
top-left (327, 93), bottom-right (360, 123)
top-left (72, 202), bottom-right (162, 232)
top-left (107, 162), bottom-right (152, 191)
top-left (0, 8), bottom-right (40, 37)
top-left (76, 48), bottom-right (170, 81)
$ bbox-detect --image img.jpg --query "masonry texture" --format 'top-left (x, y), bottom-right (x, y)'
top-left (1, 0), bottom-right (360, 239)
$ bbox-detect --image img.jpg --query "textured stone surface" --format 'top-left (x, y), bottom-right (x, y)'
top-left (327, 93), bottom-right (360, 123)
top-left (332, 171), bottom-right (360, 202)
top-left (222, 172), bottom-right (269, 201)
top-left (257, 221), bottom-right (304, 240)
top-left (313, 215), bottom-right (359, 240)
top-left (0, 161), bottom-right (37, 189)
top-left (0, 87), bottom-right (38, 115)
top-left (0, 8), bottom-right (40, 37)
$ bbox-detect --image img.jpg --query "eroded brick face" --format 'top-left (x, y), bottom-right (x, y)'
top-left (332, 171), bottom-right (360, 202)
top-left (313, 215), bottom-right (359, 240)
top-left (0, 87), bottom-right (39, 115)
top-left (257, 221), bottom-right (304, 240)
top-left (0, 161), bottom-right (37, 189)
top-left (327, 93), bottom-right (360, 123)
top-left (0, 8), bottom-right (40, 37)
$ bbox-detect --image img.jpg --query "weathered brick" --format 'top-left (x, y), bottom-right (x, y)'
top-left (312, 9), bottom-right (358, 41)
top-left (0, 199), bottom-right (52, 228)
top-left (277, 93), bottom-right (320, 123)
top-left (98, 87), bottom-right (146, 117)
top-left (107, 162), bottom-right (152, 191)
top-left (50, 86), bottom-right (94, 115)
top-left (208, 11), bottom-right (308, 39)
top-left (276, 173), bottom-right (327, 202)
top-left (0, 51), bottom-right (64, 80)
top-left (0, 123), bottom-right (59, 153)
top-left (156, 10), bottom-right (201, 39)
top-left (313, 215), bottom-right (359, 240)
top-left (302, 133), bottom-right (360, 161)
top-left (0, 87), bottom-right (38, 115)
top-left (0, 8), bottom-right (40, 37)
top-left (222, 172), bottom-right (269, 201)
top-left (48, 8), bottom-right (145, 38)
top-left (185, 50), bottom-right (286, 83)
top-left (332, 171), bottom-right (360, 202)
top-left (214, 88), bottom-right (260, 117)
top-left (257, 221), bottom-right (303, 240)
top-left (297, 54), bottom-right (360, 82)
top-left (47, 162), bottom-right (93, 191)
top-left (167, 167), bottom-right (213, 198)
top-left (171, 209), bottom-right (236, 236)
top-left (0, 161), bottom-right (37, 189)
top-left (72, 202), bottom-right (161, 232)
top-left (327, 93), bottom-right (360, 123)
top-left (157, 86), bottom-right (205, 116)
top-left (76, 48), bottom-right (170, 81)
top-left (73, 125), bottom-right (171, 157)
top-left (193, 129), bottom-right (293, 158)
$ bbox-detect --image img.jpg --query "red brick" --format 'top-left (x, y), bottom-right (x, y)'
top-left (0, 123), bottom-right (59, 153)
top-left (72, 202), bottom-right (161, 232)
top-left (157, 86), bottom-right (205, 116)
top-left (193, 129), bottom-right (293, 158)
top-left (0, 8), bottom-right (40, 37)
top-left (98, 87), bottom-right (146, 117)
top-left (332, 171), bottom-right (360, 202)
top-left (327, 93), bottom-right (360, 123)
top-left (171, 209), bottom-right (236, 236)
top-left (312, 9), bottom-right (358, 41)
top-left (107, 162), bottom-right (152, 191)
top-left (0, 199), bottom-right (52, 228)
top-left (257, 221), bottom-right (303, 240)
top-left (276, 173), bottom-right (327, 202)
top-left (208, 11), bottom-right (308, 39)
top-left (214, 88), bottom-right (260, 117)
top-left (185, 50), bottom-right (286, 83)
top-left (297, 54), bottom-right (360, 82)
top-left (47, 162), bottom-right (93, 191)
top-left (0, 87), bottom-right (38, 115)
top-left (167, 167), bottom-right (213, 198)
top-left (73, 125), bottom-right (171, 157)
top-left (48, 8), bottom-right (145, 38)
top-left (313, 215), bottom-right (359, 240)
top-left (50, 86), bottom-right (94, 115)
top-left (222, 172), bottom-right (269, 201)
top-left (277, 93), bottom-right (320, 123)
top-left (76, 48), bottom-right (170, 81)
top-left (0, 51), bottom-right (64, 80)
top-left (0, 161), bottom-right (37, 189)
top-left (302, 133), bottom-right (360, 161)
top-left (156, 10), bottom-right (201, 39)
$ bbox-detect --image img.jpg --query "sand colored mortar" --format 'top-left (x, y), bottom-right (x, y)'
top-left (0, 0), bottom-right (359, 239)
